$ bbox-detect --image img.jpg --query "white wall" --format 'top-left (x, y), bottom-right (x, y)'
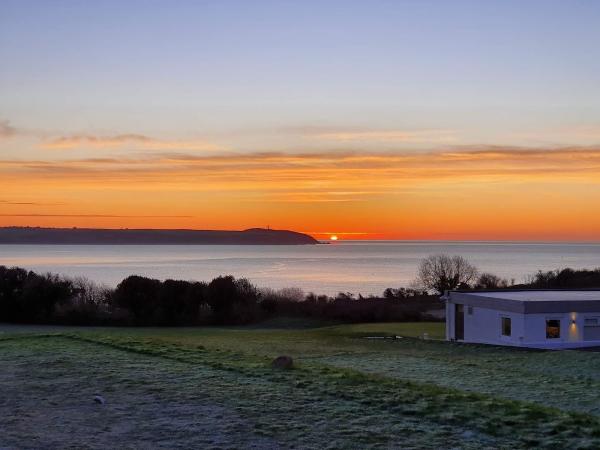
top-left (445, 301), bottom-right (525, 345)
top-left (445, 301), bottom-right (454, 340)
top-left (463, 306), bottom-right (525, 346)
top-left (523, 312), bottom-right (584, 347)
top-left (445, 301), bottom-right (600, 348)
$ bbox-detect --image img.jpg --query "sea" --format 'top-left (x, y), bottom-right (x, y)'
top-left (1, 241), bottom-right (599, 296)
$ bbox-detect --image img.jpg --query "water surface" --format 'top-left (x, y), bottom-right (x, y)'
top-left (1, 241), bottom-right (599, 296)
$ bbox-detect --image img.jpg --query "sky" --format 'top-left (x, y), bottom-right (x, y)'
top-left (1, 0), bottom-right (600, 240)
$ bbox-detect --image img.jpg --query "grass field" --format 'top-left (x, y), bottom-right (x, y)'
top-left (2, 321), bottom-right (600, 448)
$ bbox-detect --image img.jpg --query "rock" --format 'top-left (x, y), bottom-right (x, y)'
top-left (93, 395), bottom-right (106, 405)
top-left (271, 355), bottom-right (293, 370)
top-left (461, 430), bottom-right (475, 439)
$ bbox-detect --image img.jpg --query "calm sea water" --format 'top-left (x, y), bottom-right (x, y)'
top-left (1, 241), bottom-right (599, 296)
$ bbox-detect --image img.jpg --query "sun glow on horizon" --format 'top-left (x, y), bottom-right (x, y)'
top-left (330, 235), bottom-right (338, 241)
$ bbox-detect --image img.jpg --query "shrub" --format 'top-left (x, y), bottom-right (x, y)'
top-left (0, 266), bottom-right (73, 323)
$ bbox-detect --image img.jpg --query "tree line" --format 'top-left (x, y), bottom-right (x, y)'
top-left (413, 254), bottom-right (600, 292)
top-left (0, 266), bottom-right (439, 326)
top-left (2, 257), bottom-right (599, 326)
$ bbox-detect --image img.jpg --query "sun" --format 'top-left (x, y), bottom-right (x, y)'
top-left (330, 235), bottom-right (338, 241)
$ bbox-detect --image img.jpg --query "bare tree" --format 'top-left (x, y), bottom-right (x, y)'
top-left (416, 254), bottom-right (478, 294)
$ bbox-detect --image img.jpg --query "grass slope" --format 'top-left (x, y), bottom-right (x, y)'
top-left (1, 322), bottom-right (600, 448)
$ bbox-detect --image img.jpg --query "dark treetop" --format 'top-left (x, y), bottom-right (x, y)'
top-left (0, 227), bottom-right (318, 245)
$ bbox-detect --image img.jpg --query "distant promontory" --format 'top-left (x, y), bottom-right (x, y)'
top-left (0, 227), bottom-right (319, 245)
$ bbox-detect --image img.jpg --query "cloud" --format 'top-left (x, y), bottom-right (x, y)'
top-left (509, 124), bottom-right (600, 145)
top-left (2, 146), bottom-right (600, 204)
top-left (276, 125), bottom-right (457, 144)
top-left (1, 198), bottom-right (69, 206)
top-left (0, 200), bottom-right (53, 206)
top-left (5, 145), bottom-right (600, 176)
top-left (310, 129), bottom-right (458, 143)
top-left (41, 133), bottom-right (223, 151)
top-left (277, 125), bottom-right (457, 142)
top-left (300, 231), bottom-right (370, 236)
top-left (0, 214), bottom-right (194, 218)
top-left (0, 120), bottom-right (17, 139)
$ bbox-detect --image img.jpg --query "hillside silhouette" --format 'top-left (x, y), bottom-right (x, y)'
top-left (0, 227), bottom-right (318, 245)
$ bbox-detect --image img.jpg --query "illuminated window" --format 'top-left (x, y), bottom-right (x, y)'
top-left (546, 319), bottom-right (561, 339)
top-left (501, 317), bottom-right (511, 336)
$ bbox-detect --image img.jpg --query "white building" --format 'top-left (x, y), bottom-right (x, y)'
top-left (442, 290), bottom-right (600, 349)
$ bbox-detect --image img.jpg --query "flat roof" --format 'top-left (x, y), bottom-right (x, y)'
top-left (446, 290), bottom-right (600, 313)
top-left (467, 291), bottom-right (600, 302)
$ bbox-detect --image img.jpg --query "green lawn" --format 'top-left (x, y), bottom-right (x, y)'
top-left (2, 322), bottom-right (600, 448)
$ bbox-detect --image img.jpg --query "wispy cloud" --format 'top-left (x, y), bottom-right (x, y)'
top-left (2, 146), bottom-right (600, 202)
top-left (0, 120), bottom-right (17, 139)
top-left (310, 129), bottom-right (458, 143)
top-left (300, 231), bottom-right (370, 235)
top-left (0, 199), bottom-right (62, 206)
top-left (277, 125), bottom-right (457, 143)
top-left (41, 133), bottom-right (223, 151)
top-left (0, 214), bottom-right (194, 218)
top-left (501, 125), bottom-right (600, 148)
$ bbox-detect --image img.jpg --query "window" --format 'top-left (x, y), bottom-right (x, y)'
top-left (467, 306), bottom-right (473, 315)
top-left (584, 317), bottom-right (600, 341)
top-left (546, 319), bottom-right (561, 339)
top-left (501, 317), bottom-right (511, 336)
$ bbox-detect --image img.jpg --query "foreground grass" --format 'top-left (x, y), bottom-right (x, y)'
top-left (2, 322), bottom-right (600, 448)
top-left (85, 321), bottom-right (600, 415)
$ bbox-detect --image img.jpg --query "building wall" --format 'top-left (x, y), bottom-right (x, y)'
top-left (523, 312), bottom-right (584, 347)
top-left (446, 300), bottom-right (525, 345)
top-left (445, 301), bottom-right (454, 340)
top-left (445, 295), bottom-right (600, 348)
top-left (463, 305), bottom-right (525, 346)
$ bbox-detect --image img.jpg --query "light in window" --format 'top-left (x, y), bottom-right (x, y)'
top-left (546, 319), bottom-right (561, 339)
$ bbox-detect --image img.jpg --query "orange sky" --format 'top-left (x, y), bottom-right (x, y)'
top-left (2, 141), bottom-right (600, 241)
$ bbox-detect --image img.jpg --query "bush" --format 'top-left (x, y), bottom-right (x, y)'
top-left (0, 266), bottom-right (74, 323)
top-left (474, 273), bottom-right (510, 289)
top-left (383, 287), bottom-right (429, 299)
top-left (113, 275), bottom-right (162, 324)
top-left (206, 276), bottom-right (260, 324)
top-left (55, 277), bottom-right (112, 324)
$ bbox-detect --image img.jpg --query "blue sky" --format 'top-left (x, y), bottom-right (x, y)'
top-left (2, 0), bottom-right (599, 151)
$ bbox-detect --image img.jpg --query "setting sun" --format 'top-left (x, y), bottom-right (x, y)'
top-left (330, 235), bottom-right (338, 241)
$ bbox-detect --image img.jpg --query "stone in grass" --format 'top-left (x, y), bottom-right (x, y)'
top-left (271, 355), bottom-right (294, 370)
top-left (93, 395), bottom-right (106, 405)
